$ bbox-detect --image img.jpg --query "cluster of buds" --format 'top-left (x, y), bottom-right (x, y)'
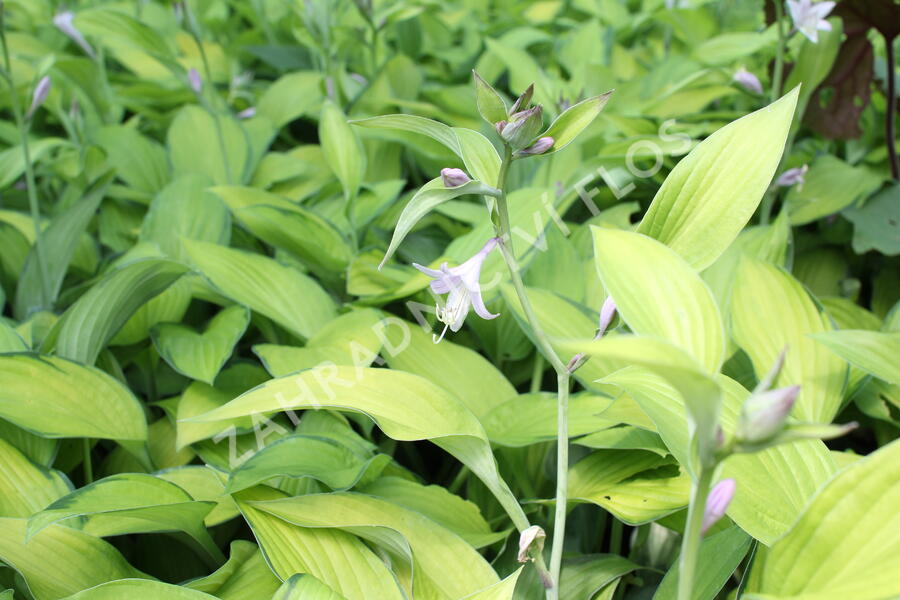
top-left (473, 72), bottom-right (554, 156)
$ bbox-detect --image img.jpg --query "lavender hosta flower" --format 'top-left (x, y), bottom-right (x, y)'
top-left (517, 136), bottom-right (554, 156)
top-left (733, 67), bottom-right (763, 95)
top-left (236, 107), bottom-right (257, 119)
top-left (25, 76), bottom-right (51, 121)
top-left (413, 237), bottom-right (500, 343)
top-left (517, 525), bottom-right (546, 563)
top-left (53, 11), bottom-right (96, 59)
top-left (787, 0), bottom-right (835, 43)
top-left (738, 385), bottom-right (800, 443)
top-left (188, 68), bottom-right (203, 94)
top-left (775, 164), bottom-right (809, 188)
top-left (702, 479), bottom-right (736, 535)
top-left (440, 167), bottom-right (471, 188)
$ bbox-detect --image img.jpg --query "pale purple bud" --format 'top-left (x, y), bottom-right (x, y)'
top-left (517, 525), bottom-right (546, 563)
top-left (53, 11), bottom-right (96, 59)
top-left (733, 67), bottom-right (763, 95)
top-left (494, 120), bottom-right (507, 135)
top-left (25, 76), bottom-right (51, 120)
top-left (518, 136), bottom-right (554, 156)
top-left (440, 168), bottom-right (471, 188)
top-left (775, 165), bottom-right (809, 188)
top-left (597, 296), bottom-right (617, 338)
top-left (188, 68), bottom-right (202, 94)
top-left (500, 105), bottom-right (543, 150)
top-left (237, 107), bottom-right (257, 119)
top-left (349, 72), bottom-right (368, 86)
top-left (738, 385), bottom-right (800, 443)
top-left (702, 479), bottom-right (736, 535)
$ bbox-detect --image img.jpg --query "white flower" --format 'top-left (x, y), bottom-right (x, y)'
top-left (787, 0), bottom-right (835, 43)
top-left (733, 68), bottom-right (763, 95)
top-left (414, 238), bottom-right (500, 343)
top-left (53, 11), bottom-right (96, 59)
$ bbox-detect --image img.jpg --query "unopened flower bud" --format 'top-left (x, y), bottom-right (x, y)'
top-left (440, 168), bottom-right (471, 188)
top-left (509, 84), bottom-right (534, 115)
top-left (494, 120), bottom-right (507, 135)
top-left (53, 11), bottom-right (96, 59)
top-left (775, 165), bottom-right (809, 189)
top-left (517, 525), bottom-right (546, 563)
top-left (25, 76), bottom-right (51, 120)
top-left (733, 67), bottom-right (763, 95)
top-left (702, 479), bottom-right (736, 535)
top-left (500, 105), bottom-right (543, 150)
top-left (597, 296), bottom-right (617, 338)
top-left (188, 68), bottom-right (202, 94)
top-left (237, 107), bottom-right (256, 119)
top-left (737, 385), bottom-right (799, 443)
top-left (518, 136), bottom-right (554, 156)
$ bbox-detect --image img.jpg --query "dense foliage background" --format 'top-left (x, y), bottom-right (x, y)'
top-left (0, 0), bottom-right (898, 599)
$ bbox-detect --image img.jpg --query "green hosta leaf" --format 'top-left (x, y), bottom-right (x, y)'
top-left (540, 92), bottom-right (612, 155)
top-left (0, 321), bottom-right (28, 352)
top-left (15, 173), bottom-right (111, 320)
top-left (188, 366), bottom-right (529, 531)
top-left (0, 438), bottom-right (70, 518)
top-left (576, 426), bottom-right (669, 456)
top-left (319, 100), bottom-right (365, 201)
top-left (482, 393), bottom-right (616, 447)
top-left (731, 259), bottom-right (846, 422)
top-left (361, 477), bottom-right (507, 548)
top-left (272, 574), bottom-right (343, 600)
top-left (62, 580), bottom-right (218, 599)
top-left (0, 419), bottom-right (57, 466)
top-left (49, 258), bottom-right (189, 364)
top-left (213, 185), bottom-right (351, 274)
top-left (379, 177), bottom-right (498, 268)
top-left (473, 71), bottom-right (508, 124)
top-left (380, 319), bottom-right (516, 419)
top-left (783, 155), bottom-right (883, 225)
top-left (226, 435), bottom-right (389, 494)
top-left (653, 526), bottom-right (752, 600)
top-left (810, 330), bottom-right (900, 385)
top-left (74, 7), bottom-right (174, 59)
top-left (0, 518), bottom-right (145, 600)
top-left (462, 569), bottom-right (522, 600)
top-left (185, 540), bottom-right (281, 599)
top-left (94, 126), bottom-right (170, 196)
top-left (234, 486), bottom-right (404, 600)
top-left (0, 354), bottom-right (146, 441)
top-left (254, 492), bottom-right (501, 598)
top-left (174, 380), bottom-right (254, 450)
top-left (0, 139), bottom-right (67, 189)
top-left (152, 305), bottom-right (250, 384)
top-left (592, 227), bottom-right (725, 372)
top-left (637, 88), bottom-right (799, 270)
top-left (257, 71), bottom-right (323, 128)
top-left (843, 183), bottom-right (900, 256)
top-left (352, 114), bottom-right (461, 155)
top-left (747, 439), bottom-right (900, 599)
top-left (27, 473), bottom-right (221, 562)
top-left (168, 105), bottom-right (251, 185)
top-left (110, 276), bottom-right (194, 347)
top-left (182, 239), bottom-right (336, 340)
top-left (157, 466), bottom-right (238, 527)
top-left (560, 555), bottom-right (639, 600)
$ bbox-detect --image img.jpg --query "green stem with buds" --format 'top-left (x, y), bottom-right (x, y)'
top-left (677, 466), bottom-right (714, 600)
top-left (493, 148), bottom-right (570, 598)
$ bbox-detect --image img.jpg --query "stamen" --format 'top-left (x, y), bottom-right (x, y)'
top-left (432, 322), bottom-right (450, 344)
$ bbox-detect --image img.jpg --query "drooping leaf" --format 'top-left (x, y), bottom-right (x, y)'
top-left (184, 540), bottom-right (281, 599)
top-left (810, 330), bottom-right (900, 385)
top-left (0, 438), bottom-right (70, 518)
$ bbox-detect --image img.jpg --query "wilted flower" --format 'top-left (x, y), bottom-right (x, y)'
top-left (236, 107), bottom-right (257, 119)
top-left (517, 525), bottom-right (546, 563)
top-left (702, 479), bottom-right (736, 535)
top-left (775, 164), bottom-right (809, 189)
top-left (25, 76), bottom-right (51, 121)
top-left (53, 11), bottom-right (96, 59)
top-left (440, 168), bottom-right (471, 188)
top-left (787, 0), bottom-right (835, 44)
top-left (733, 67), bottom-right (763, 95)
top-left (518, 136), bottom-right (554, 156)
top-left (738, 385), bottom-right (800, 443)
top-left (414, 238), bottom-right (500, 343)
top-left (188, 68), bottom-right (203, 94)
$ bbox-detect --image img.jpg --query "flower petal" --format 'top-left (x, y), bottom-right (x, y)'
top-left (470, 289), bottom-right (500, 320)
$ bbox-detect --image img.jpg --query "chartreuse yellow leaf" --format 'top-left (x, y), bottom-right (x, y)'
top-left (0, 518), bottom-right (146, 600)
top-left (0, 354), bottom-right (146, 442)
top-left (638, 88), bottom-right (798, 270)
top-left (747, 439), bottom-right (900, 600)
top-left (0, 438), bottom-right (70, 518)
top-left (731, 259), bottom-right (846, 422)
top-left (27, 473), bottom-right (221, 562)
top-left (189, 366), bottom-right (529, 531)
top-left (234, 486), bottom-right (404, 600)
top-left (592, 227), bottom-right (725, 372)
top-left (184, 540), bottom-right (281, 599)
top-left (61, 580), bottom-right (218, 599)
top-left (319, 100), bottom-right (365, 201)
top-left (810, 330), bottom-right (900, 385)
top-left (462, 569), bottom-right (523, 600)
top-left (252, 492), bottom-right (500, 598)
top-left (271, 574), bottom-right (344, 600)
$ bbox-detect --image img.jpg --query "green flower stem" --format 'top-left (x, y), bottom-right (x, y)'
top-left (771, 0), bottom-right (786, 103)
top-left (677, 466), bottom-right (714, 600)
top-left (493, 148), bottom-right (570, 598)
top-left (0, 12), bottom-right (52, 309)
top-left (82, 439), bottom-right (94, 485)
